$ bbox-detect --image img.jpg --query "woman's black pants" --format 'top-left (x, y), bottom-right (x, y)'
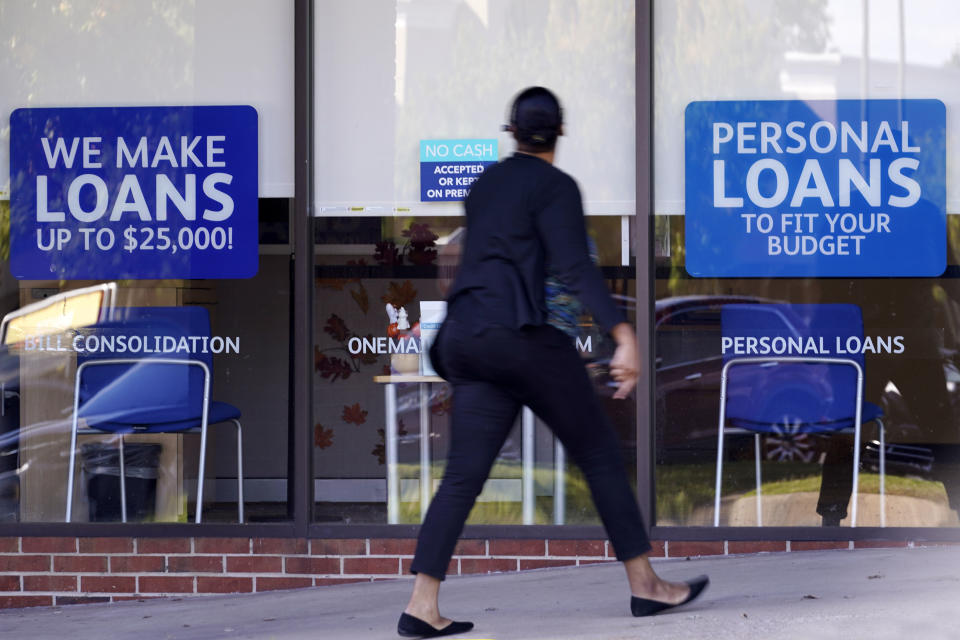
top-left (409, 319), bottom-right (652, 580)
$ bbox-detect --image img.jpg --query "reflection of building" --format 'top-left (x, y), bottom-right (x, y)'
top-left (0, 0), bottom-right (957, 611)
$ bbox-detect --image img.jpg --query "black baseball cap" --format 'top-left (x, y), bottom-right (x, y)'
top-left (504, 87), bottom-right (563, 150)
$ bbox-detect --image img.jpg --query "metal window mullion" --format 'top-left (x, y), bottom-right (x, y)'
top-left (291, 0), bottom-right (315, 535)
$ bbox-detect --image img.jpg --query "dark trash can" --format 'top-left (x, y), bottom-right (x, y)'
top-left (0, 391), bottom-right (19, 522)
top-left (81, 442), bottom-right (162, 522)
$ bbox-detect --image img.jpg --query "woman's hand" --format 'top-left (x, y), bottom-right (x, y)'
top-left (609, 323), bottom-right (639, 400)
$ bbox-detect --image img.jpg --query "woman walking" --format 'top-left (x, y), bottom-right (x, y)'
top-left (397, 87), bottom-right (708, 638)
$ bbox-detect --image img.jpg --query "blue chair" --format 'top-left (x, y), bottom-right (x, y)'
top-left (65, 306), bottom-right (243, 523)
top-left (714, 303), bottom-right (885, 527)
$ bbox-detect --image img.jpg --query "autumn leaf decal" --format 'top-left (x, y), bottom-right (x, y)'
top-left (407, 245), bottom-right (438, 266)
top-left (381, 280), bottom-right (418, 309)
top-left (317, 356), bottom-right (353, 382)
top-left (316, 278), bottom-right (348, 291)
top-left (402, 223), bottom-right (439, 244)
top-left (342, 403), bottom-right (368, 425)
top-left (314, 424), bottom-right (335, 449)
top-left (314, 346), bottom-right (325, 371)
top-left (350, 282), bottom-right (370, 314)
top-left (315, 312), bottom-right (380, 382)
top-left (350, 334), bottom-right (379, 366)
top-left (374, 240), bottom-right (402, 265)
top-left (324, 314), bottom-right (351, 342)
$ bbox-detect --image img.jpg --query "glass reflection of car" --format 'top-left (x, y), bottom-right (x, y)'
top-left (652, 295), bottom-right (782, 464)
top-left (651, 296), bottom-right (947, 474)
top-left (0, 284), bottom-right (117, 521)
top-left (591, 295), bottom-right (913, 467)
top-left (585, 295), bottom-right (779, 464)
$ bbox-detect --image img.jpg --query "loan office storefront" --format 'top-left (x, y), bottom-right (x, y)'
top-left (0, 0), bottom-right (958, 609)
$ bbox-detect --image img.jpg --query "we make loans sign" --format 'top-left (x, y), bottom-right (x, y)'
top-left (684, 99), bottom-right (946, 277)
top-left (9, 105), bottom-right (258, 280)
top-left (420, 138), bottom-right (497, 202)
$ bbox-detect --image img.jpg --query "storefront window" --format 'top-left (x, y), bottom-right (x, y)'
top-left (312, 215), bottom-right (635, 525)
top-left (0, 1), bottom-right (294, 523)
top-left (654, 0), bottom-right (960, 527)
top-left (312, 0), bottom-right (636, 525)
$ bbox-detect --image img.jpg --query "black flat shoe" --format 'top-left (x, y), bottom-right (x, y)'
top-left (397, 612), bottom-right (475, 638)
top-left (631, 575), bottom-right (710, 617)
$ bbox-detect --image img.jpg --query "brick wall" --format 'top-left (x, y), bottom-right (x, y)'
top-left (0, 536), bottom-right (925, 609)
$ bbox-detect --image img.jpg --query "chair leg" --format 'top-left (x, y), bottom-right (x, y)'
top-left (195, 367), bottom-right (213, 525)
top-left (66, 425), bottom-right (79, 522)
top-left (714, 427), bottom-right (726, 527)
top-left (878, 418), bottom-right (886, 527)
top-left (715, 369), bottom-right (732, 527)
top-left (851, 424), bottom-right (861, 528)
top-left (232, 419), bottom-right (244, 523)
top-left (118, 435), bottom-right (127, 524)
top-left (66, 378), bottom-right (85, 522)
top-left (754, 433), bottom-right (763, 526)
top-left (196, 433), bottom-right (206, 524)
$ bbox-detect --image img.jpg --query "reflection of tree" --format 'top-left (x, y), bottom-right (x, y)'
top-left (1, 0), bottom-right (194, 103)
top-left (394, 0), bottom-right (636, 204)
top-left (657, 0), bottom-right (830, 107)
top-left (0, 200), bottom-right (9, 263)
top-left (1, 1), bottom-right (195, 202)
top-left (949, 216), bottom-right (960, 259)
top-left (656, 0), bottom-right (831, 297)
top-left (774, 0), bottom-right (831, 51)
top-left (947, 43), bottom-right (960, 68)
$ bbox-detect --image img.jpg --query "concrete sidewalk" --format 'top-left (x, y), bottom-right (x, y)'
top-left (2, 546), bottom-right (959, 639)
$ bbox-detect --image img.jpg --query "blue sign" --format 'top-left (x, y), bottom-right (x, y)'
top-left (9, 105), bottom-right (258, 280)
top-left (420, 138), bottom-right (497, 201)
top-left (684, 99), bottom-right (946, 277)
